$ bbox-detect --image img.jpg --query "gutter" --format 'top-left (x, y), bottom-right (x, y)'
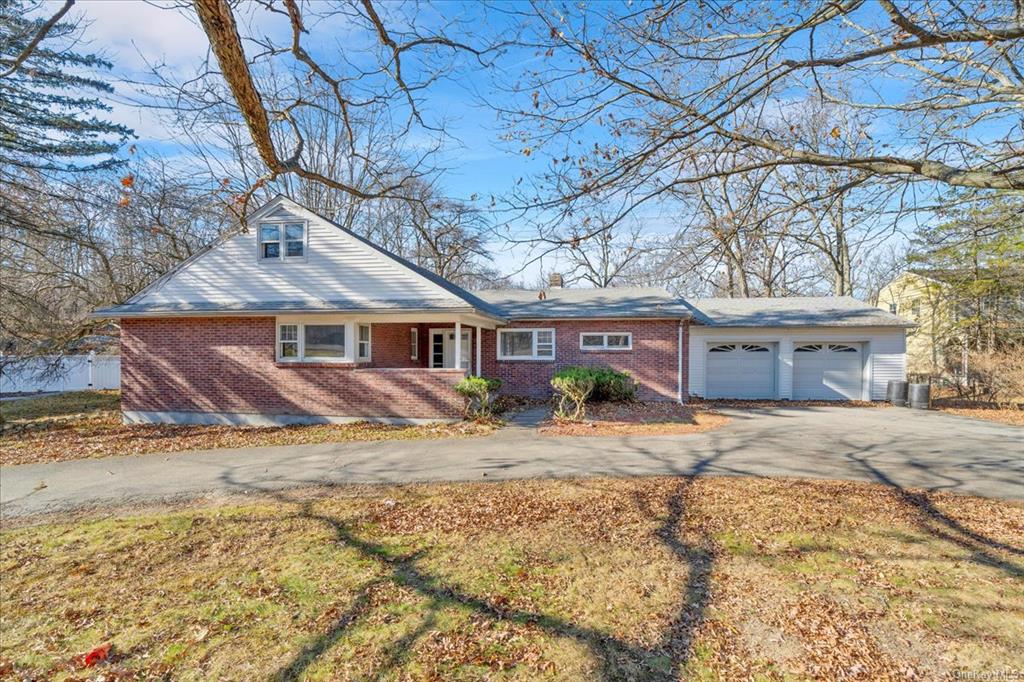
top-left (677, 321), bottom-right (684, 403)
top-left (91, 306), bottom-right (507, 324)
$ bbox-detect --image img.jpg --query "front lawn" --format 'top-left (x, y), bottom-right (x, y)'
top-left (0, 390), bottom-right (121, 425)
top-left (2, 477), bottom-right (1021, 679)
top-left (0, 391), bottom-right (495, 466)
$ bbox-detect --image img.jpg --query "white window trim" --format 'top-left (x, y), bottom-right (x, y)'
top-left (410, 328), bottom-right (419, 360)
top-left (257, 219), bottom-right (309, 263)
top-left (276, 316), bottom-right (355, 363)
top-left (497, 328), bottom-right (556, 361)
top-left (579, 332), bottom-right (633, 351)
top-left (357, 324), bottom-right (372, 362)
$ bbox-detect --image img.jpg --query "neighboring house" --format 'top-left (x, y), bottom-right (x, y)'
top-left (877, 269), bottom-right (1024, 375)
top-left (876, 271), bottom-right (948, 375)
top-left (95, 196), bottom-right (912, 425)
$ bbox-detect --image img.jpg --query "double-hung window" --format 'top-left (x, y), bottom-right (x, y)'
top-left (357, 324), bottom-right (371, 361)
top-left (580, 332), bottom-right (632, 350)
top-left (278, 324), bottom-right (299, 358)
top-left (259, 221), bottom-right (306, 261)
top-left (410, 328), bottom-right (419, 360)
top-left (497, 328), bottom-right (555, 360)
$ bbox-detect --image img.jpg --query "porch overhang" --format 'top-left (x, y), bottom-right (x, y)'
top-left (92, 301), bottom-right (506, 329)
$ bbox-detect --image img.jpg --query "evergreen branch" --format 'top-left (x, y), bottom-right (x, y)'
top-left (0, 0), bottom-right (75, 79)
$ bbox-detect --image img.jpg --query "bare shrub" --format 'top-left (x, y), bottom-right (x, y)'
top-left (961, 348), bottom-right (1024, 407)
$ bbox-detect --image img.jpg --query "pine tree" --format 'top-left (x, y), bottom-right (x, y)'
top-left (909, 193), bottom-right (1024, 353)
top-left (0, 0), bottom-right (132, 172)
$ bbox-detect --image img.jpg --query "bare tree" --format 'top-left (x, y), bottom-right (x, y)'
top-left (0, 160), bottom-right (233, 359)
top-left (561, 223), bottom-right (646, 288)
top-left (185, 0), bottom-right (502, 211)
top-left (496, 0), bottom-right (1024, 248)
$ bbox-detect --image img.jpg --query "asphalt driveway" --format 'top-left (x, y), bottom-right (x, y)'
top-left (1, 406), bottom-right (1021, 517)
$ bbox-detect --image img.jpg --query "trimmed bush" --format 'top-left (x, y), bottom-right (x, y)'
top-left (551, 368), bottom-right (597, 421)
top-left (454, 376), bottom-right (502, 419)
top-left (588, 366), bottom-right (637, 402)
top-left (550, 366), bottom-right (636, 420)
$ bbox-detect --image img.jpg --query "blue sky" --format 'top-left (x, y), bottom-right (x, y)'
top-left (70, 0), bottom-right (568, 280)
top-left (63, 0), bottom-right (942, 290)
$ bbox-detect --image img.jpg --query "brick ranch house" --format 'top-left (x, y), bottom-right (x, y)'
top-left (95, 196), bottom-right (913, 425)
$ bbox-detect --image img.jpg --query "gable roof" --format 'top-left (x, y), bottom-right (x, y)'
top-left (95, 196), bottom-right (506, 321)
top-left (472, 287), bottom-right (690, 320)
top-left (683, 296), bottom-right (915, 328)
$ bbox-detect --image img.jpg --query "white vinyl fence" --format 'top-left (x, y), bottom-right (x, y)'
top-left (0, 353), bottom-right (121, 394)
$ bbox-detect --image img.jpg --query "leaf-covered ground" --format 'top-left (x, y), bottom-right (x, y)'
top-left (2, 476), bottom-right (1021, 680)
top-left (539, 402), bottom-right (730, 436)
top-left (0, 391), bottom-right (494, 466)
top-left (932, 398), bottom-right (1024, 427)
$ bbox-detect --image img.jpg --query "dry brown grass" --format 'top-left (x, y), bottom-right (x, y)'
top-left (2, 476), bottom-right (1021, 680)
top-left (539, 402), bottom-right (730, 437)
top-left (934, 404), bottom-right (1024, 427)
top-left (0, 391), bottom-right (495, 466)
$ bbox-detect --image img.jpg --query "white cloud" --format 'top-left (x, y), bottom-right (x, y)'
top-left (75, 1), bottom-right (209, 74)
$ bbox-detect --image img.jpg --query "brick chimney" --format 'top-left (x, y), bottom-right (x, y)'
top-left (548, 272), bottom-right (564, 288)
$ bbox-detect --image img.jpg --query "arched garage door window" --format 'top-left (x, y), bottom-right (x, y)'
top-left (709, 344), bottom-right (770, 353)
top-left (795, 343), bottom-right (859, 353)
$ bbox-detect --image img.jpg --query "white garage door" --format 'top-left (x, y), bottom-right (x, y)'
top-left (705, 343), bottom-right (775, 399)
top-left (793, 343), bottom-right (863, 400)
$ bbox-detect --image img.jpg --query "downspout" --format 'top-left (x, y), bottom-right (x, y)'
top-left (677, 320), bottom-right (684, 403)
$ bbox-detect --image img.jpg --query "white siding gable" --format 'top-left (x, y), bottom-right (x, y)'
top-left (131, 198), bottom-right (464, 308)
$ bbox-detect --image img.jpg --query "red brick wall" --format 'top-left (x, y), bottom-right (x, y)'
top-left (121, 317), bottom-right (463, 419)
top-left (365, 323), bottom-right (425, 368)
top-left (479, 319), bottom-right (687, 401)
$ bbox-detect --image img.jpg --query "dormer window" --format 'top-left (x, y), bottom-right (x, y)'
top-left (259, 222), bottom-right (306, 261)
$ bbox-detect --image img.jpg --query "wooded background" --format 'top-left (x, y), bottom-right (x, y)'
top-left (1, 0), bottom-right (1021, 367)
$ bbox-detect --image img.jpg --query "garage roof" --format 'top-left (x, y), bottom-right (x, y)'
top-left (472, 287), bottom-right (691, 320)
top-left (683, 296), bottom-right (915, 328)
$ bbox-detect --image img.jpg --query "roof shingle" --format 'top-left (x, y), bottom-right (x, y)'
top-left (683, 296), bottom-right (914, 328)
top-left (471, 287), bottom-right (690, 320)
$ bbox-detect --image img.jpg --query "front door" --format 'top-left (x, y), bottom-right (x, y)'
top-left (429, 329), bottom-right (471, 371)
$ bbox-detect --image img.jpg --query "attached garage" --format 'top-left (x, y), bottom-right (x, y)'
top-left (792, 343), bottom-right (863, 400)
top-left (705, 343), bottom-right (775, 399)
top-left (684, 297), bottom-right (913, 401)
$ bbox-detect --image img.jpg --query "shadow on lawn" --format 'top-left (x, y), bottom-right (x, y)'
top-left (247, 458), bottom-right (723, 681)
top-left (843, 443), bottom-right (1024, 578)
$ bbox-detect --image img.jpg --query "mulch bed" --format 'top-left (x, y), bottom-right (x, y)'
top-left (539, 401), bottom-right (730, 436)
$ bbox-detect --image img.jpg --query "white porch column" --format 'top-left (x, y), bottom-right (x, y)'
top-left (454, 321), bottom-right (462, 370)
top-left (475, 326), bottom-right (482, 377)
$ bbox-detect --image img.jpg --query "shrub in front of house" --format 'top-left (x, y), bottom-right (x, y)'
top-left (550, 366), bottom-right (636, 420)
top-left (587, 366), bottom-right (637, 402)
top-left (551, 367), bottom-right (598, 421)
top-left (454, 376), bottom-right (503, 419)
